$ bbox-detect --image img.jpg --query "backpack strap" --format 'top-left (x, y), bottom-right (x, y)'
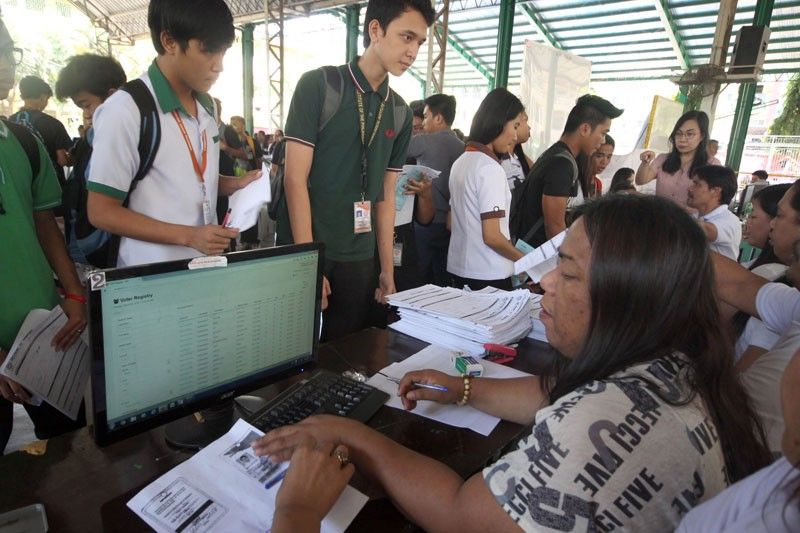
top-left (553, 150), bottom-right (579, 191)
top-left (391, 90), bottom-right (408, 134)
top-left (120, 78), bottom-right (162, 205)
top-left (106, 78), bottom-right (162, 265)
top-left (3, 119), bottom-right (41, 178)
top-left (318, 66), bottom-right (344, 133)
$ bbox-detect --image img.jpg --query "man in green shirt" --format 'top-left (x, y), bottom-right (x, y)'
top-left (0, 17), bottom-right (87, 452)
top-left (277, 0), bottom-right (434, 341)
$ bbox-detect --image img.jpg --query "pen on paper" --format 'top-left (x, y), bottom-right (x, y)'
top-left (377, 371), bottom-right (448, 392)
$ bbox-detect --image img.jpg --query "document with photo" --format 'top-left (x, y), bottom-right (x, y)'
top-left (128, 419), bottom-right (368, 533)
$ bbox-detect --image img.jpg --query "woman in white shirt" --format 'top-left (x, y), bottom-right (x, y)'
top-left (253, 195), bottom-right (771, 533)
top-left (678, 350), bottom-right (799, 533)
top-left (446, 88), bottom-right (526, 290)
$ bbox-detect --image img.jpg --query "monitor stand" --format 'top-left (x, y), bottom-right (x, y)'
top-left (163, 396), bottom-right (269, 451)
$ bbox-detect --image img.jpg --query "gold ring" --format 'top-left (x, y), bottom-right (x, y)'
top-left (334, 448), bottom-right (349, 468)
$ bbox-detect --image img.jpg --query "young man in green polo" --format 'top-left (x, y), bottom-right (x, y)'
top-left (277, 0), bottom-right (435, 341)
top-left (0, 16), bottom-right (87, 453)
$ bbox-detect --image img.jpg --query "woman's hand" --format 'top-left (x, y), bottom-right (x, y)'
top-left (397, 370), bottom-right (464, 411)
top-left (639, 150), bottom-right (655, 165)
top-left (251, 415), bottom-right (361, 462)
top-left (273, 441), bottom-right (355, 530)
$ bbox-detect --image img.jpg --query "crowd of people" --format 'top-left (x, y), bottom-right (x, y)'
top-left (1, 0), bottom-right (799, 531)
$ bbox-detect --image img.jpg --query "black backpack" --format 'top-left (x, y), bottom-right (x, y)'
top-left (270, 65), bottom-right (409, 218)
top-left (509, 144), bottom-right (579, 245)
top-left (2, 119), bottom-right (41, 179)
top-left (62, 79), bottom-right (161, 267)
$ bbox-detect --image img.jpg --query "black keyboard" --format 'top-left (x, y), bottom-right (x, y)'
top-left (248, 369), bottom-right (390, 432)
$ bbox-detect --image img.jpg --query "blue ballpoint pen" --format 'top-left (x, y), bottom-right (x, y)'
top-left (378, 371), bottom-right (449, 392)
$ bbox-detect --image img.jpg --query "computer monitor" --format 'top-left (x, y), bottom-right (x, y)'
top-left (89, 243), bottom-right (323, 447)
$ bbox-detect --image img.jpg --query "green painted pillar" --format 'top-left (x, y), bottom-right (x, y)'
top-left (494, 0), bottom-right (515, 89)
top-left (241, 23), bottom-right (255, 133)
top-left (346, 5), bottom-right (361, 63)
top-left (726, 0), bottom-right (774, 171)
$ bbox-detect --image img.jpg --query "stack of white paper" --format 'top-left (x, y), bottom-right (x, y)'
top-left (387, 285), bottom-right (534, 355)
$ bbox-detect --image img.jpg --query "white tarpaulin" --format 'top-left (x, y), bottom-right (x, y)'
top-left (519, 40), bottom-right (592, 158)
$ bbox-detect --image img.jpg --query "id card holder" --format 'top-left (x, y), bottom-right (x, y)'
top-left (393, 242), bottom-right (403, 267)
top-left (202, 197), bottom-right (214, 225)
top-left (200, 183), bottom-right (214, 225)
top-left (354, 201), bottom-right (372, 234)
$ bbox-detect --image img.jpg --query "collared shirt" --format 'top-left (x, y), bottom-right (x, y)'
top-left (88, 60), bottom-right (219, 267)
top-left (447, 144), bottom-right (513, 280)
top-left (0, 120), bottom-right (61, 349)
top-left (407, 129), bottom-right (464, 223)
top-left (653, 153), bottom-right (721, 206)
top-left (276, 57), bottom-right (412, 262)
top-left (701, 204), bottom-right (741, 260)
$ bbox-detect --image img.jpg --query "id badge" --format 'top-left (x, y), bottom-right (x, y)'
top-left (354, 201), bottom-right (372, 234)
top-left (202, 197), bottom-right (214, 225)
top-left (393, 242), bottom-right (403, 267)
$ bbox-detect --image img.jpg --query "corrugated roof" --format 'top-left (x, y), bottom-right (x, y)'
top-left (68, 0), bottom-right (800, 86)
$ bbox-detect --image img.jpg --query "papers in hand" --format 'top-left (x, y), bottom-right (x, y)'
top-left (366, 345), bottom-right (532, 436)
top-left (514, 230), bottom-right (566, 283)
top-left (226, 162), bottom-right (271, 230)
top-left (0, 306), bottom-right (90, 420)
top-left (128, 419), bottom-right (368, 533)
top-left (395, 164), bottom-right (441, 226)
top-left (387, 285), bottom-right (534, 355)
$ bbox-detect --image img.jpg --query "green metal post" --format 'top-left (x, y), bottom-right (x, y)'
top-left (345, 4), bottom-right (361, 63)
top-left (494, 0), bottom-right (515, 89)
top-left (241, 23), bottom-right (255, 133)
top-left (726, 0), bottom-right (774, 171)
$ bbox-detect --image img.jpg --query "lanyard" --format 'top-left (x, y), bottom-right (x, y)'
top-left (172, 111), bottom-right (208, 183)
top-left (355, 91), bottom-right (386, 198)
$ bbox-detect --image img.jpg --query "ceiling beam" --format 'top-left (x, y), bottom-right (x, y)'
top-left (652, 0), bottom-right (691, 70)
top-left (519, 2), bottom-right (562, 49)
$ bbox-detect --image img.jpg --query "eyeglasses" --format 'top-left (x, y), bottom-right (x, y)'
top-left (674, 130), bottom-right (698, 140)
top-left (1, 46), bottom-right (23, 66)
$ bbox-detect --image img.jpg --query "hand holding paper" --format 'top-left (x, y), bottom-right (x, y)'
top-left (227, 163), bottom-right (270, 231)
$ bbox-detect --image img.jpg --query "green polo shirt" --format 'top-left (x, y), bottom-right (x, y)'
top-left (276, 58), bottom-right (412, 262)
top-left (0, 121), bottom-right (61, 350)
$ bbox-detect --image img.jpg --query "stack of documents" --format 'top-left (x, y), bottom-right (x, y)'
top-left (387, 285), bottom-right (534, 355)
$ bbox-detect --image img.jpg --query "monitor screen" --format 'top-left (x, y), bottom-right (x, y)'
top-left (90, 244), bottom-right (323, 446)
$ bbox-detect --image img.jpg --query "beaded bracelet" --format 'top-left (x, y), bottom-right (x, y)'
top-left (456, 375), bottom-right (472, 406)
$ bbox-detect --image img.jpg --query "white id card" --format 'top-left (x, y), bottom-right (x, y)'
top-left (201, 184), bottom-right (214, 225)
top-left (354, 201), bottom-right (372, 234)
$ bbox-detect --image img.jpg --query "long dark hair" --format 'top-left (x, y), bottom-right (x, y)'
top-left (468, 88), bottom-right (524, 149)
top-left (543, 195), bottom-right (771, 482)
top-left (609, 167), bottom-right (635, 194)
top-left (732, 183), bottom-right (795, 337)
top-left (662, 110), bottom-right (711, 177)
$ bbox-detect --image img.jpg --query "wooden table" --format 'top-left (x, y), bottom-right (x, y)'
top-left (0, 328), bottom-right (554, 532)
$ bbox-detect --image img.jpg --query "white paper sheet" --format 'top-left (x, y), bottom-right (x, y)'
top-left (0, 306), bottom-right (90, 419)
top-left (366, 345), bottom-right (532, 436)
top-left (128, 419), bottom-right (368, 533)
top-left (513, 230), bottom-right (566, 282)
top-left (387, 286), bottom-right (534, 355)
top-left (226, 163), bottom-right (270, 231)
